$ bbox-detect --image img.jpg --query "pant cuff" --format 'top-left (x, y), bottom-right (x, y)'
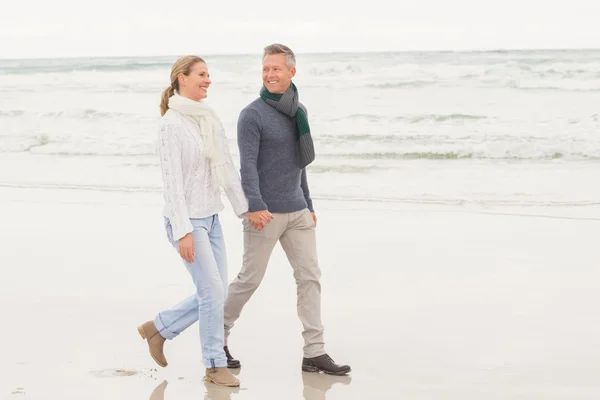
top-left (304, 345), bottom-right (326, 359)
top-left (154, 313), bottom-right (178, 340)
top-left (204, 358), bottom-right (227, 368)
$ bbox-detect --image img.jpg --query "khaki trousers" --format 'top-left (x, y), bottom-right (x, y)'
top-left (224, 208), bottom-right (326, 358)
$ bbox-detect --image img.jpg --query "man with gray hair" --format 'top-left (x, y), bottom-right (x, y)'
top-left (222, 43), bottom-right (351, 376)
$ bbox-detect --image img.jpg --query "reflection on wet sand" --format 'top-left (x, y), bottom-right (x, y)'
top-left (147, 370), bottom-right (352, 400)
top-left (302, 372), bottom-right (352, 400)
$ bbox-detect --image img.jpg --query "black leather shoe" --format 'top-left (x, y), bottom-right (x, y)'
top-left (302, 354), bottom-right (351, 376)
top-left (224, 346), bottom-right (241, 369)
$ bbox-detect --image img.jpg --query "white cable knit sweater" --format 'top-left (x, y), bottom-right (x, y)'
top-left (157, 108), bottom-right (248, 241)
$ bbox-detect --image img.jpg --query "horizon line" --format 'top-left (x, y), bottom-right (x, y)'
top-left (1, 46), bottom-right (600, 62)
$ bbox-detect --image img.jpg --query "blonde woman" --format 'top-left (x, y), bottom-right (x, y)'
top-left (137, 56), bottom-right (260, 387)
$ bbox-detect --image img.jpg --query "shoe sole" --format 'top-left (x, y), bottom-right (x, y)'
top-left (302, 365), bottom-right (351, 376)
top-left (204, 376), bottom-right (240, 387)
top-left (137, 325), bottom-right (168, 368)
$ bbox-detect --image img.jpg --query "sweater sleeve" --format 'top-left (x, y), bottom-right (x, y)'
top-left (299, 104), bottom-right (314, 212)
top-left (158, 123), bottom-right (193, 240)
top-left (237, 108), bottom-right (268, 212)
top-left (301, 168), bottom-right (315, 212)
top-left (218, 128), bottom-right (249, 218)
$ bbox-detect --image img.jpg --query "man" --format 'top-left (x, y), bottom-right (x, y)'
top-left (223, 43), bottom-right (351, 376)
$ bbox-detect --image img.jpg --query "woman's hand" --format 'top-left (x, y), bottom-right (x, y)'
top-left (248, 210), bottom-right (273, 230)
top-left (179, 232), bottom-right (195, 263)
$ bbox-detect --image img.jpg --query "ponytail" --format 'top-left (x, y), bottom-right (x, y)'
top-left (160, 85), bottom-right (175, 116)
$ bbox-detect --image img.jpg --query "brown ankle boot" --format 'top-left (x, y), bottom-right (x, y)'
top-left (137, 320), bottom-right (168, 367)
top-left (205, 367), bottom-right (240, 387)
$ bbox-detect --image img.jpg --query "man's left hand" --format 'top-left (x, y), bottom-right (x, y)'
top-left (311, 212), bottom-right (317, 227)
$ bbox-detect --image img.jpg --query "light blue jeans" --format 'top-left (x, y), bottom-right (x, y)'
top-left (154, 215), bottom-right (228, 368)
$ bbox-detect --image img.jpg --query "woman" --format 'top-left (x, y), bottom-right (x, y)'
top-left (137, 55), bottom-right (256, 387)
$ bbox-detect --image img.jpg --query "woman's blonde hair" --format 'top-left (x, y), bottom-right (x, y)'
top-left (160, 55), bottom-right (205, 116)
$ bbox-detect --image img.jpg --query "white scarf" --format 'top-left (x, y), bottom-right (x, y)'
top-left (168, 94), bottom-right (233, 189)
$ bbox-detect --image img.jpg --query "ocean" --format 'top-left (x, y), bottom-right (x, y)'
top-left (1, 50), bottom-right (599, 208)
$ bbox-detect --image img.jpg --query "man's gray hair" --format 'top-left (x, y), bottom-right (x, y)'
top-left (263, 43), bottom-right (296, 69)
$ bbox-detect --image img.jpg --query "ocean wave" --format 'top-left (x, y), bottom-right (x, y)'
top-left (309, 64), bottom-right (362, 76)
top-left (3, 145), bottom-right (594, 161)
top-left (318, 133), bottom-right (597, 147)
top-left (510, 84), bottom-right (600, 92)
top-left (5, 56), bottom-right (600, 95)
top-left (327, 151), bottom-right (599, 161)
top-left (0, 136), bottom-right (156, 157)
top-left (0, 181), bottom-right (161, 193)
top-left (0, 59), bottom-right (173, 75)
top-left (0, 135), bottom-right (50, 152)
top-left (0, 110), bottom-right (26, 117)
top-left (305, 165), bottom-right (383, 174)
top-left (329, 114), bottom-right (488, 124)
top-left (44, 109), bottom-right (143, 119)
top-left (23, 148), bottom-right (157, 157)
top-left (319, 133), bottom-right (454, 144)
top-left (369, 81), bottom-right (435, 89)
top-left (344, 113), bottom-right (385, 122)
top-left (0, 108), bottom-right (153, 120)
top-left (332, 151), bottom-right (473, 160)
top-left (4, 148), bottom-right (584, 161)
top-left (406, 114), bottom-right (487, 123)
top-left (4, 133), bottom-right (599, 161)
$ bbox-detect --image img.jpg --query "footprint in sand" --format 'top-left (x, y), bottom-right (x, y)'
top-left (90, 369), bottom-right (140, 378)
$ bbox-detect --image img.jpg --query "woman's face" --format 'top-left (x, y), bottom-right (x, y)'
top-left (178, 62), bottom-right (211, 101)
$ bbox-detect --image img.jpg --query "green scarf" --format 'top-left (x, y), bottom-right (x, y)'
top-left (260, 82), bottom-right (315, 168)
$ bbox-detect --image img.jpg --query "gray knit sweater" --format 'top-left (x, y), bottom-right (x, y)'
top-left (237, 98), bottom-right (314, 213)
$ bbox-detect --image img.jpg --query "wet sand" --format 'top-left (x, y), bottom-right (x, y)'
top-left (1, 187), bottom-right (600, 399)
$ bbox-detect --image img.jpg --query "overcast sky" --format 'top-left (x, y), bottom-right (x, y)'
top-left (2, 0), bottom-right (600, 59)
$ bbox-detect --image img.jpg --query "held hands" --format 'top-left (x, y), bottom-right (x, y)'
top-left (178, 211), bottom-right (275, 262)
top-left (179, 232), bottom-right (195, 263)
top-left (247, 211), bottom-right (315, 230)
top-left (248, 210), bottom-right (274, 230)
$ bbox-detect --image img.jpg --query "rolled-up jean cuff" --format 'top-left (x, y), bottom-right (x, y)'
top-left (154, 313), bottom-right (177, 340)
top-left (204, 358), bottom-right (228, 369)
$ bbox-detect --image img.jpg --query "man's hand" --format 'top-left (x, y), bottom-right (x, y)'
top-left (249, 210), bottom-right (273, 230)
top-left (311, 212), bottom-right (317, 227)
top-left (179, 232), bottom-right (195, 263)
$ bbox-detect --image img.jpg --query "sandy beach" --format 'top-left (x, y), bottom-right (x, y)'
top-left (1, 185), bottom-right (600, 399)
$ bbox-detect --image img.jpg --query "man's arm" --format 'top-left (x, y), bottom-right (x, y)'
top-left (301, 168), bottom-right (317, 227)
top-left (299, 103), bottom-right (316, 225)
top-left (301, 168), bottom-right (315, 213)
top-left (238, 108), bottom-right (268, 212)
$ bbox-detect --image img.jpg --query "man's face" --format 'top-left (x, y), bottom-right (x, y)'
top-left (262, 54), bottom-right (296, 94)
